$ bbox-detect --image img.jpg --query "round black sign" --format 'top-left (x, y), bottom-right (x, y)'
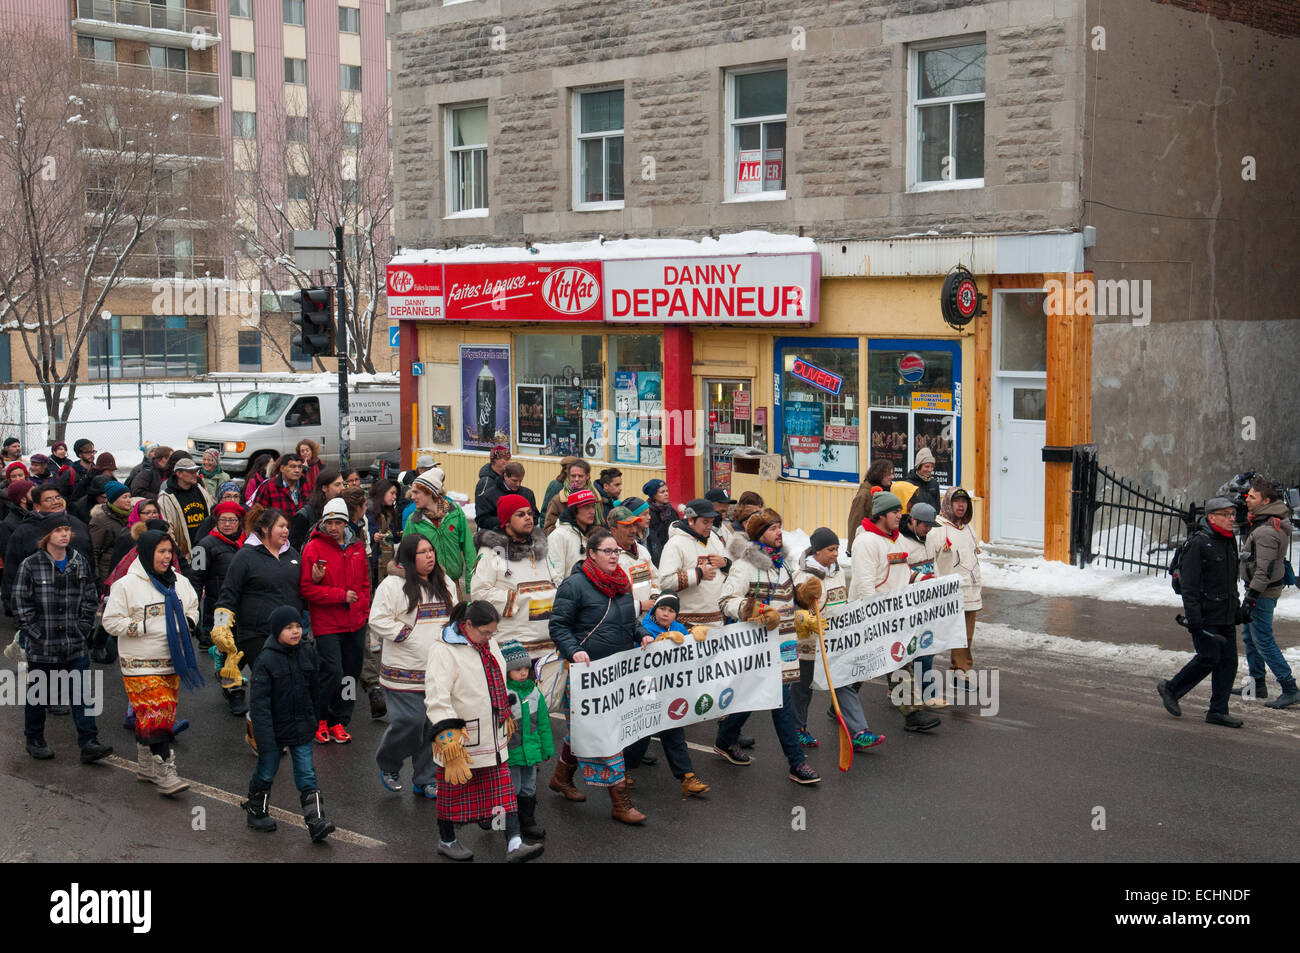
top-left (941, 268), bottom-right (983, 328)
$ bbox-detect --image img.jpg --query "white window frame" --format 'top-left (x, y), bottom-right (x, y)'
top-left (444, 103), bottom-right (488, 218)
top-left (906, 37), bottom-right (986, 193)
top-left (572, 86), bottom-right (625, 212)
top-left (723, 64), bottom-right (787, 204)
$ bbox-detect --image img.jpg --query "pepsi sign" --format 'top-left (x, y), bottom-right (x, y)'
top-left (898, 352), bottom-right (925, 384)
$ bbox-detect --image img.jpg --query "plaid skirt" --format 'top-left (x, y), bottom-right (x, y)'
top-left (122, 674), bottom-right (179, 745)
top-left (436, 762), bottom-right (516, 824)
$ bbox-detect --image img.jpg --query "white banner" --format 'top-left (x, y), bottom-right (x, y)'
top-left (569, 621), bottom-right (783, 758)
top-left (811, 576), bottom-right (967, 691)
top-left (603, 255), bottom-right (817, 323)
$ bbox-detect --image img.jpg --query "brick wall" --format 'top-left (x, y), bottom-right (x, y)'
top-left (1151, 0), bottom-right (1300, 37)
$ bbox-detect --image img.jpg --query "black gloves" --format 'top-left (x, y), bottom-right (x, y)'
top-left (1239, 594), bottom-right (1257, 625)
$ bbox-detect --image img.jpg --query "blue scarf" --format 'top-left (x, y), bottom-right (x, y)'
top-left (148, 575), bottom-right (205, 691)
top-left (757, 540), bottom-right (783, 570)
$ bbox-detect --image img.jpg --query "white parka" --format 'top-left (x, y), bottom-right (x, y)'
top-left (848, 521), bottom-right (911, 600)
top-left (657, 521), bottom-right (729, 621)
top-left (368, 574), bottom-right (451, 692)
top-left (102, 558), bottom-right (200, 677)
top-left (424, 625), bottom-right (511, 769)
top-left (791, 551), bottom-right (848, 661)
top-left (471, 526), bottom-right (563, 654)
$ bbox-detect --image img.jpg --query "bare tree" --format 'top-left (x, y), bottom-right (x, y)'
top-left (235, 90), bottom-right (392, 374)
top-left (0, 23), bottom-right (227, 439)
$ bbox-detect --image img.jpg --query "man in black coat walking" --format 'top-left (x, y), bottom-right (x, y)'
top-left (1157, 497), bottom-right (1244, 727)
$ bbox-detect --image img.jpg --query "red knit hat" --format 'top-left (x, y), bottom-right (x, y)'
top-left (567, 488), bottom-right (597, 510)
top-left (496, 493), bottom-right (531, 528)
top-left (212, 501), bottom-right (246, 519)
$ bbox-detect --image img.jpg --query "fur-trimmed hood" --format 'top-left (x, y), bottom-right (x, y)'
top-left (727, 533), bottom-right (777, 571)
top-left (796, 549), bottom-right (832, 579)
top-left (475, 524), bottom-right (547, 563)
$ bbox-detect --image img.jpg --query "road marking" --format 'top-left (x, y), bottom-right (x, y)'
top-left (102, 756), bottom-right (386, 849)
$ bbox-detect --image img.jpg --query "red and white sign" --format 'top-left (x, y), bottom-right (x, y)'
top-left (824, 424), bottom-right (858, 442)
top-left (443, 261), bottom-right (604, 321)
top-left (386, 264), bottom-right (444, 320)
top-left (604, 255), bottom-right (817, 324)
top-left (789, 435), bottom-right (821, 454)
top-left (732, 390), bottom-right (750, 421)
top-left (764, 148), bottom-right (784, 185)
top-left (736, 149), bottom-right (763, 194)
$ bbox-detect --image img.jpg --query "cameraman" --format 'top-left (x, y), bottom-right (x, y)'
top-left (1234, 476), bottom-right (1297, 708)
top-left (1156, 497), bottom-right (1243, 728)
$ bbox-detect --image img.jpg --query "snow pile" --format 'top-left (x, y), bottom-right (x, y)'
top-left (393, 230), bottom-right (816, 265)
top-left (981, 556), bottom-right (1300, 621)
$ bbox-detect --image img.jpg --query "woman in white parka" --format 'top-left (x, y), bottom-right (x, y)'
top-left (934, 487), bottom-right (983, 684)
top-left (370, 533), bottom-right (453, 799)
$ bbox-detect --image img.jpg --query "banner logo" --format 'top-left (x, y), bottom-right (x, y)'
top-left (541, 266), bottom-right (600, 315)
top-left (668, 697), bottom-right (689, 720)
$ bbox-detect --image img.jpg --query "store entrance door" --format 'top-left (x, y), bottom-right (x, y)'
top-left (702, 379), bottom-right (752, 494)
top-left (992, 381), bottom-right (1047, 542)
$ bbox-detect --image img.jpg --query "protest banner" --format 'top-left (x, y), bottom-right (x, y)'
top-left (569, 622), bottom-right (783, 757)
top-left (811, 576), bottom-right (966, 691)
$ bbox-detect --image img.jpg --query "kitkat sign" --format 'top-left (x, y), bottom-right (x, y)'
top-left (386, 264), bottom-right (444, 320)
top-left (444, 261), bottom-right (603, 321)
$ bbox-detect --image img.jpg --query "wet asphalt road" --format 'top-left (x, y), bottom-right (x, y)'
top-left (2, 592), bottom-right (1298, 864)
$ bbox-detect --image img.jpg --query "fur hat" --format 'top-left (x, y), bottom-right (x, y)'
top-left (871, 491), bottom-right (903, 518)
top-left (744, 507), bottom-right (783, 541)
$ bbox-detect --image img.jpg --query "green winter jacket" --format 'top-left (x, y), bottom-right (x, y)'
top-left (403, 501), bottom-right (477, 590)
top-left (506, 677), bottom-right (554, 767)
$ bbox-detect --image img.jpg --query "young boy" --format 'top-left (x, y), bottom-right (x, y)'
top-left (501, 639), bottom-right (554, 839)
top-left (243, 605), bottom-right (336, 842)
top-left (636, 593), bottom-right (708, 645)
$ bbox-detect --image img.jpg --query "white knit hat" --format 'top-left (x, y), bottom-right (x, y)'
top-left (322, 497), bottom-right (350, 521)
top-left (413, 466), bottom-right (445, 496)
top-left (914, 447), bottom-right (935, 468)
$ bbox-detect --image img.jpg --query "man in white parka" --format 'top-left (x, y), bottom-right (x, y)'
top-left (849, 491), bottom-right (940, 733)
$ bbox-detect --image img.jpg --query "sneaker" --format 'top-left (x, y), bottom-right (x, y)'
top-left (852, 731), bottom-right (885, 750)
top-left (788, 762), bottom-right (821, 785)
top-left (904, 710), bottom-right (940, 732)
top-left (797, 729), bottom-right (820, 748)
top-left (314, 720), bottom-right (330, 744)
top-left (680, 772), bottom-right (710, 797)
top-left (174, 719), bottom-right (189, 735)
top-left (712, 742), bottom-right (751, 766)
top-left (380, 770), bottom-right (402, 792)
top-left (329, 724), bottom-right (351, 744)
top-left (437, 840), bottom-right (474, 862)
top-left (412, 782), bottom-right (437, 799)
top-left (26, 738), bottom-right (54, 760)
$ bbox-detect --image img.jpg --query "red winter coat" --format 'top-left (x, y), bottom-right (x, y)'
top-left (300, 525), bottom-right (371, 634)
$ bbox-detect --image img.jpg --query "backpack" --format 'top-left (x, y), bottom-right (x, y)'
top-left (1168, 530), bottom-right (1203, 595)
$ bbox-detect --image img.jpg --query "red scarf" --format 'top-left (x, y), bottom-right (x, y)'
top-left (861, 517), bottom-right (899, 542)
top-left (1209, 521), bottom-right (1235, 538)
top-left (582, 557), bottom-right (631, 598)
top-left (470, 636), bottom-right (510, 728)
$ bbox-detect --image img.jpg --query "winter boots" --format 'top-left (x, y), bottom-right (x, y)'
top-left (680, 772), bottom-right (710, 797)
top-left (368, 689), bottom-right (387, 721)
top-left (1266, 680), bottom-right (1300, 709)
top-left (301, 788), bottom-right (335, 843)
top-left (1230, 677), bottom-right (1267, 700)
top-left (242, 790), bottom-right (277, 832)
top-left (608, 780), bottom-right (646, 825)
top-left (226, 688), bottom-right (249, 716)
top-left (517, 794), bottom-right (545, 838)
top-left (135, 743), bottom-right (156, 782)
top-left (549, 760), bottom-right (586, 801)
top-left (153, 752), bottom-right (189, 796)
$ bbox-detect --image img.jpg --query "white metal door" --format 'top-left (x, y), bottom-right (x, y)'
top-left (992, 380), bottom-right (1046, 543)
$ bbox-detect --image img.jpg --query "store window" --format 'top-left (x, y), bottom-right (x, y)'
top-left (998, 291), bottom-right (1047, 372)
top-left (866, 340), bottom-right (961, 490)
top-left (515, 334), bottom-right (605, 458)
top-left (774, 338), bottom-right (859, 481)
top-left (608, 335), bottom-right (662, 465)
top-left (910, 40), bottom-right (985, 188)
top-left (88, 315), bottom-right (207, 379)
top-left (726, 66), bottom-right (786, 199)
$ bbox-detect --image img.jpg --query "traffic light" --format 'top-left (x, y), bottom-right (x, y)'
top-left (292, 286), bottom-right (334, 358)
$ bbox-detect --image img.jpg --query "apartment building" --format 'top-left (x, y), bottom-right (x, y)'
top-left (387, 0), bottom-right (1299, 549)
top-left (0, 0), bottom-right (395, 384)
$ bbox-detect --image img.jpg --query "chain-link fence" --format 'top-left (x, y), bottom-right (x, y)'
top-left (0, 382), bottom-right (144, 459)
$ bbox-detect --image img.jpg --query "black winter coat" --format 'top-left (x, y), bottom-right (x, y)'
top-left (474, 482), bottom-right (538, 533)
top-left (3, 510), bottom-right (94, 611)
top-left (550, 564), bottom-right (638, 662)
top-left (249, 633), bottom-right (321, 748)
top-left (216, 542), bottom-right (303, 647)
top-left (645, 502), bottom-right (675, 565)
top-left (188, 531), bottom-right (243, 631)
top-left (899, 467), bottom-right (943, 515)
top-left (1179, 519), bottom-right (1241, 628)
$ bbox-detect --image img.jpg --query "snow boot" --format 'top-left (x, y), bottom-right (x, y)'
top-left (1229, 677), bottom-right (1267, 700)
top-left (153, 753), bottom-right (189, 796)
top-left (241, 789), bottom-right (277, 832)
top-left (226, 688), bottom-right (249, 716)
top-left (135, 743), bottom-right (157, 782)
top-left (517, 794), bottom-right (546, 838)
top-left (368, 689), bottom-right (387, 721)
top-left (548, 759), bottom-right (586, 801)
top-left (301, 788), bottom-right (335, 843)
top-left (1265, 680), bottom-right (1299, 709)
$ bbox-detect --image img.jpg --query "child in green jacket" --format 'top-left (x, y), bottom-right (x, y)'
top-left (502, 639), bottom-right (553, 839)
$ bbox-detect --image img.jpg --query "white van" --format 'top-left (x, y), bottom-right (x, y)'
top-left (186, 382), bottom-right (400, 475)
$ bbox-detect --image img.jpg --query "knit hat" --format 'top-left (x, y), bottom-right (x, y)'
top-left (29, 453), bottom-right (49, 465)
top-left (218, 480), bottom-right (241, 498)
top-left (212, 500), bottom-right (245, 519)
top-left (93, 452), bottom-right (117, 471)
top-left (566, 487), bottom-right (597, 510)
top-left (73, 438), bottom-right (94, 455)
top-left (681, 498), bottom-right (716, 520)
top-left (608, 505), bottom-right (636, 525)
top-left (87, 475), bottom-right (112, 499)
top-left (42, 511), bottom-right (72, 531)
top-left (321, 497), bottom-right (350, 521)
top-left (5, 460), bottom-right (29, 480)
top-left (1205, 496), bottom-right (1236, 514)
top-left (413, 466), bottom-right (445, 495)
top-left (914, 447), bottom-right (935, 468)
top-left (6, 480), bottom-right (33, 505)
top-left (499, 639), bottom-right (531, 672)
top-left (269, 605), bottom-right (302, 639)
top-left (496, 492), bottom-right (532, 528)
top-left (745, 507), bottom-right (783, 541)
top-left (652, 593), bottom-right (680, 615)
top-left (621, 497), bottom-right (649, 518)
top-left (871, 491), bottom-right (904, 518)
top-left (809, 527), bottom-right (839, 553)
top-left (909, 502), bottom-right (938, 525)
top-left (146, 518), bottom-right (170, 534)
top-left (642, 478), bottom-right (666, 499)
top-left (50, 441), bottom-right (67, 454)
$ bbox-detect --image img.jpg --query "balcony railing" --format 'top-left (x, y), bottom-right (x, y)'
top-left (92, 252), bottom-right (227, 280)
top-left (82, 125), bottom-right (223, 159)
top-left (79, 58), bottom-right (219, 99)
top-left (76, 0), bottom-right (218, 38)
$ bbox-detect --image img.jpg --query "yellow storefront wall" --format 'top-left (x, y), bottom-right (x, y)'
top-left (409, 274), bottom-right (981, 539)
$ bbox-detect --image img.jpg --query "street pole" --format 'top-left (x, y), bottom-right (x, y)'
top-left (336, 224), bottom-right (350, 474)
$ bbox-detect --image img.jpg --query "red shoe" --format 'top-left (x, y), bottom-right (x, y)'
top-left (329, 724), bottom-right (351, 744)
top-left (314, 720), bottom-right (330, 744)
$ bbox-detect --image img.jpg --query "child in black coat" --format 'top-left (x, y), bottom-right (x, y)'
top-left (243, 605), bottom-right (335, 842)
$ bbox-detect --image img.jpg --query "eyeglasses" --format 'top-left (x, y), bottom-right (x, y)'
top-left (592, 547), bottom-right (621, 555)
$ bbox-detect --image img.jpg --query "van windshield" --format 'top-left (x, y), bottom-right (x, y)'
top-left (223, 392), bottom-right (293, 425)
